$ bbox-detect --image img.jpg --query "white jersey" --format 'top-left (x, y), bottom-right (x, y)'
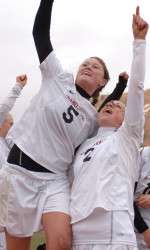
top-left (0, 82), bottom-right (23, 168)
top-left (7, 51), bottom-right (98, 174)
top-left (0, 137), bottom-right (11, 170)
top-left (70, 40), bottom-right (145, 245)
top-left (0, 82), bottom-right (23, 127)
top-left (72, 208), bottom-right (137, 246)
top-left (0, 82), bottom-right (23, 249)
top-left (135, 147), bottom-right (150, 203)
top-left (134, 147), bottom-right (150, 250)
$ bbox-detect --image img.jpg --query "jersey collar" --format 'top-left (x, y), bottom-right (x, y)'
top-left (75, 84), bottom-right (91, 100)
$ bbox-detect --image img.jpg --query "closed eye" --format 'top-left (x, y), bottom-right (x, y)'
top-left (81, 63), bottom-right (88, 67)
top-left (116, 104), bottom-right (122, 109)
top-left (93, 64), bottom-right (100, 69)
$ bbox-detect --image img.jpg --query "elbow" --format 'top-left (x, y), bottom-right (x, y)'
top-left (32, 23), bottom-right (39, 42)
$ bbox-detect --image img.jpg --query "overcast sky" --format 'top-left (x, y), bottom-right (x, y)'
top-left (0, 0), bottom-right (150, 121)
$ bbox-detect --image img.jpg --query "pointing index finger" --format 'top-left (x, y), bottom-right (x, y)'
top-left (136, 6), bottom-right (140, 16)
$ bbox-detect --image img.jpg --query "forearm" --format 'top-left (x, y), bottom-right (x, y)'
top-left (98, 76), bottom-right (127, 112)
top-left (134, 201), bottom-right (149, 233)
top-left (0, 83), bottom-right (23, 127)
top-left (126, 40), bottom-right (146, 125)
top-left (33, 0), bottom-right (54, 63)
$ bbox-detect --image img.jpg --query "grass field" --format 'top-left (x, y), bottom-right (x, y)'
top-left (30, 231), bottom-right (46, 250)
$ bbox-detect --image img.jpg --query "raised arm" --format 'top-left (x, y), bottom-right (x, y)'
top-left (33, 0), bottom-right (54, 63)
top-left (0, 75), bottom-right (27, 127)
top-left (132, 6), bottom-right (148, 40)
top-left (126, 6), bottom-right (149, 125)
top-left (98, 72), bottom-right (128, 112)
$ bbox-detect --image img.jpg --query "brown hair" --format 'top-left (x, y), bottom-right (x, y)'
top-left (90, 56), bottom-right (110, 106)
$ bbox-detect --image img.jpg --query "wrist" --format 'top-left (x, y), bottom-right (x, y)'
top-left (134, 37), bottom-right (146, 40)
top-left (143, 228), bottom-right (150, 235)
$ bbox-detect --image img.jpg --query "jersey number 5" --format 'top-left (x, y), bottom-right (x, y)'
top-left (63, 105), bottom-right (79, 123)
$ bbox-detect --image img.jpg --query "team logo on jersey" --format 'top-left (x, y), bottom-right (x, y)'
top-left (69, 90), bottom-right (75, 94)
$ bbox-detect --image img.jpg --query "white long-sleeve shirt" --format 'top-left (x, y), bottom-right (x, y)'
top-left (0, 82), bottom-right (23, 169)
top-left (70, 40), bottom-right (145, 245)
top-left (0, 83), bottom-right (23, 127)
top-left (0, 82), bottom-right (23, 250)
top-left (135, 147), bottom-right (150, 250)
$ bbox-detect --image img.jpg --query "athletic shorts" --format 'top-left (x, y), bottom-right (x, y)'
top-left (0, 232), bottom-right (6, 250)
top-left (0, 163), bottom-right (70, 237)
top-left (72, 245), bottom-right (138, 250)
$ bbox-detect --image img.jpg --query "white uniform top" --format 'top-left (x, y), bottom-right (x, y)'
top-left (70, 40), bottom-right (145, 243)
top-left (0, 138), bottom-right (11, 170)
top-left (0, 82), bottom-right (23, 169)
top-left (0, 82), bottom-right (23, 127)
top-left (0, 82), bottom-right (23, 249)
top-left (135, 146), bottom-right (150, 226)
top-left (72, 208), bottom-right (137, 245)
top-left (7, 52), bottom-right (98, 174)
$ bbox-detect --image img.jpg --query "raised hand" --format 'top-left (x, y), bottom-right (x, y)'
top-left (16, 74), bottom-right (27, 87)
top-left (132, 6), bottom-right (149, 40)
top-left (119, 72), bottom-right (129, 81)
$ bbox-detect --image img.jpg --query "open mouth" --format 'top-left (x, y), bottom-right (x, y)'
top-left (103, 108), bottom-right (112, 114)
top-left (82, 71), bottom-right (92, 77)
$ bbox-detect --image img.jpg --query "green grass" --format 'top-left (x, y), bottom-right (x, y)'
top-left (30, 231), bottom-right (46, 250)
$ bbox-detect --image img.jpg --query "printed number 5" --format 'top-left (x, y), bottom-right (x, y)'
top-left (63, 105), bottom-right (79, 123)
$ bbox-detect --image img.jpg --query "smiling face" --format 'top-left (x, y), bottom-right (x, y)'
top-left (98, 100), bottom-right (125, 128)
top-left (75, 58), bottom-right (107, 96)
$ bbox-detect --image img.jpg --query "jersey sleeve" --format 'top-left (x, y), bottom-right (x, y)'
top-left (97, 75), bottom-right (127, 112)
top-left (125, 40), bottom-right (145, 126)
top-left (33, 0), bottom-right (54, 63)
top-left (0, 83), bottom-right (23, 127)
top-left (119, 40), bottom-right (146, 146)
